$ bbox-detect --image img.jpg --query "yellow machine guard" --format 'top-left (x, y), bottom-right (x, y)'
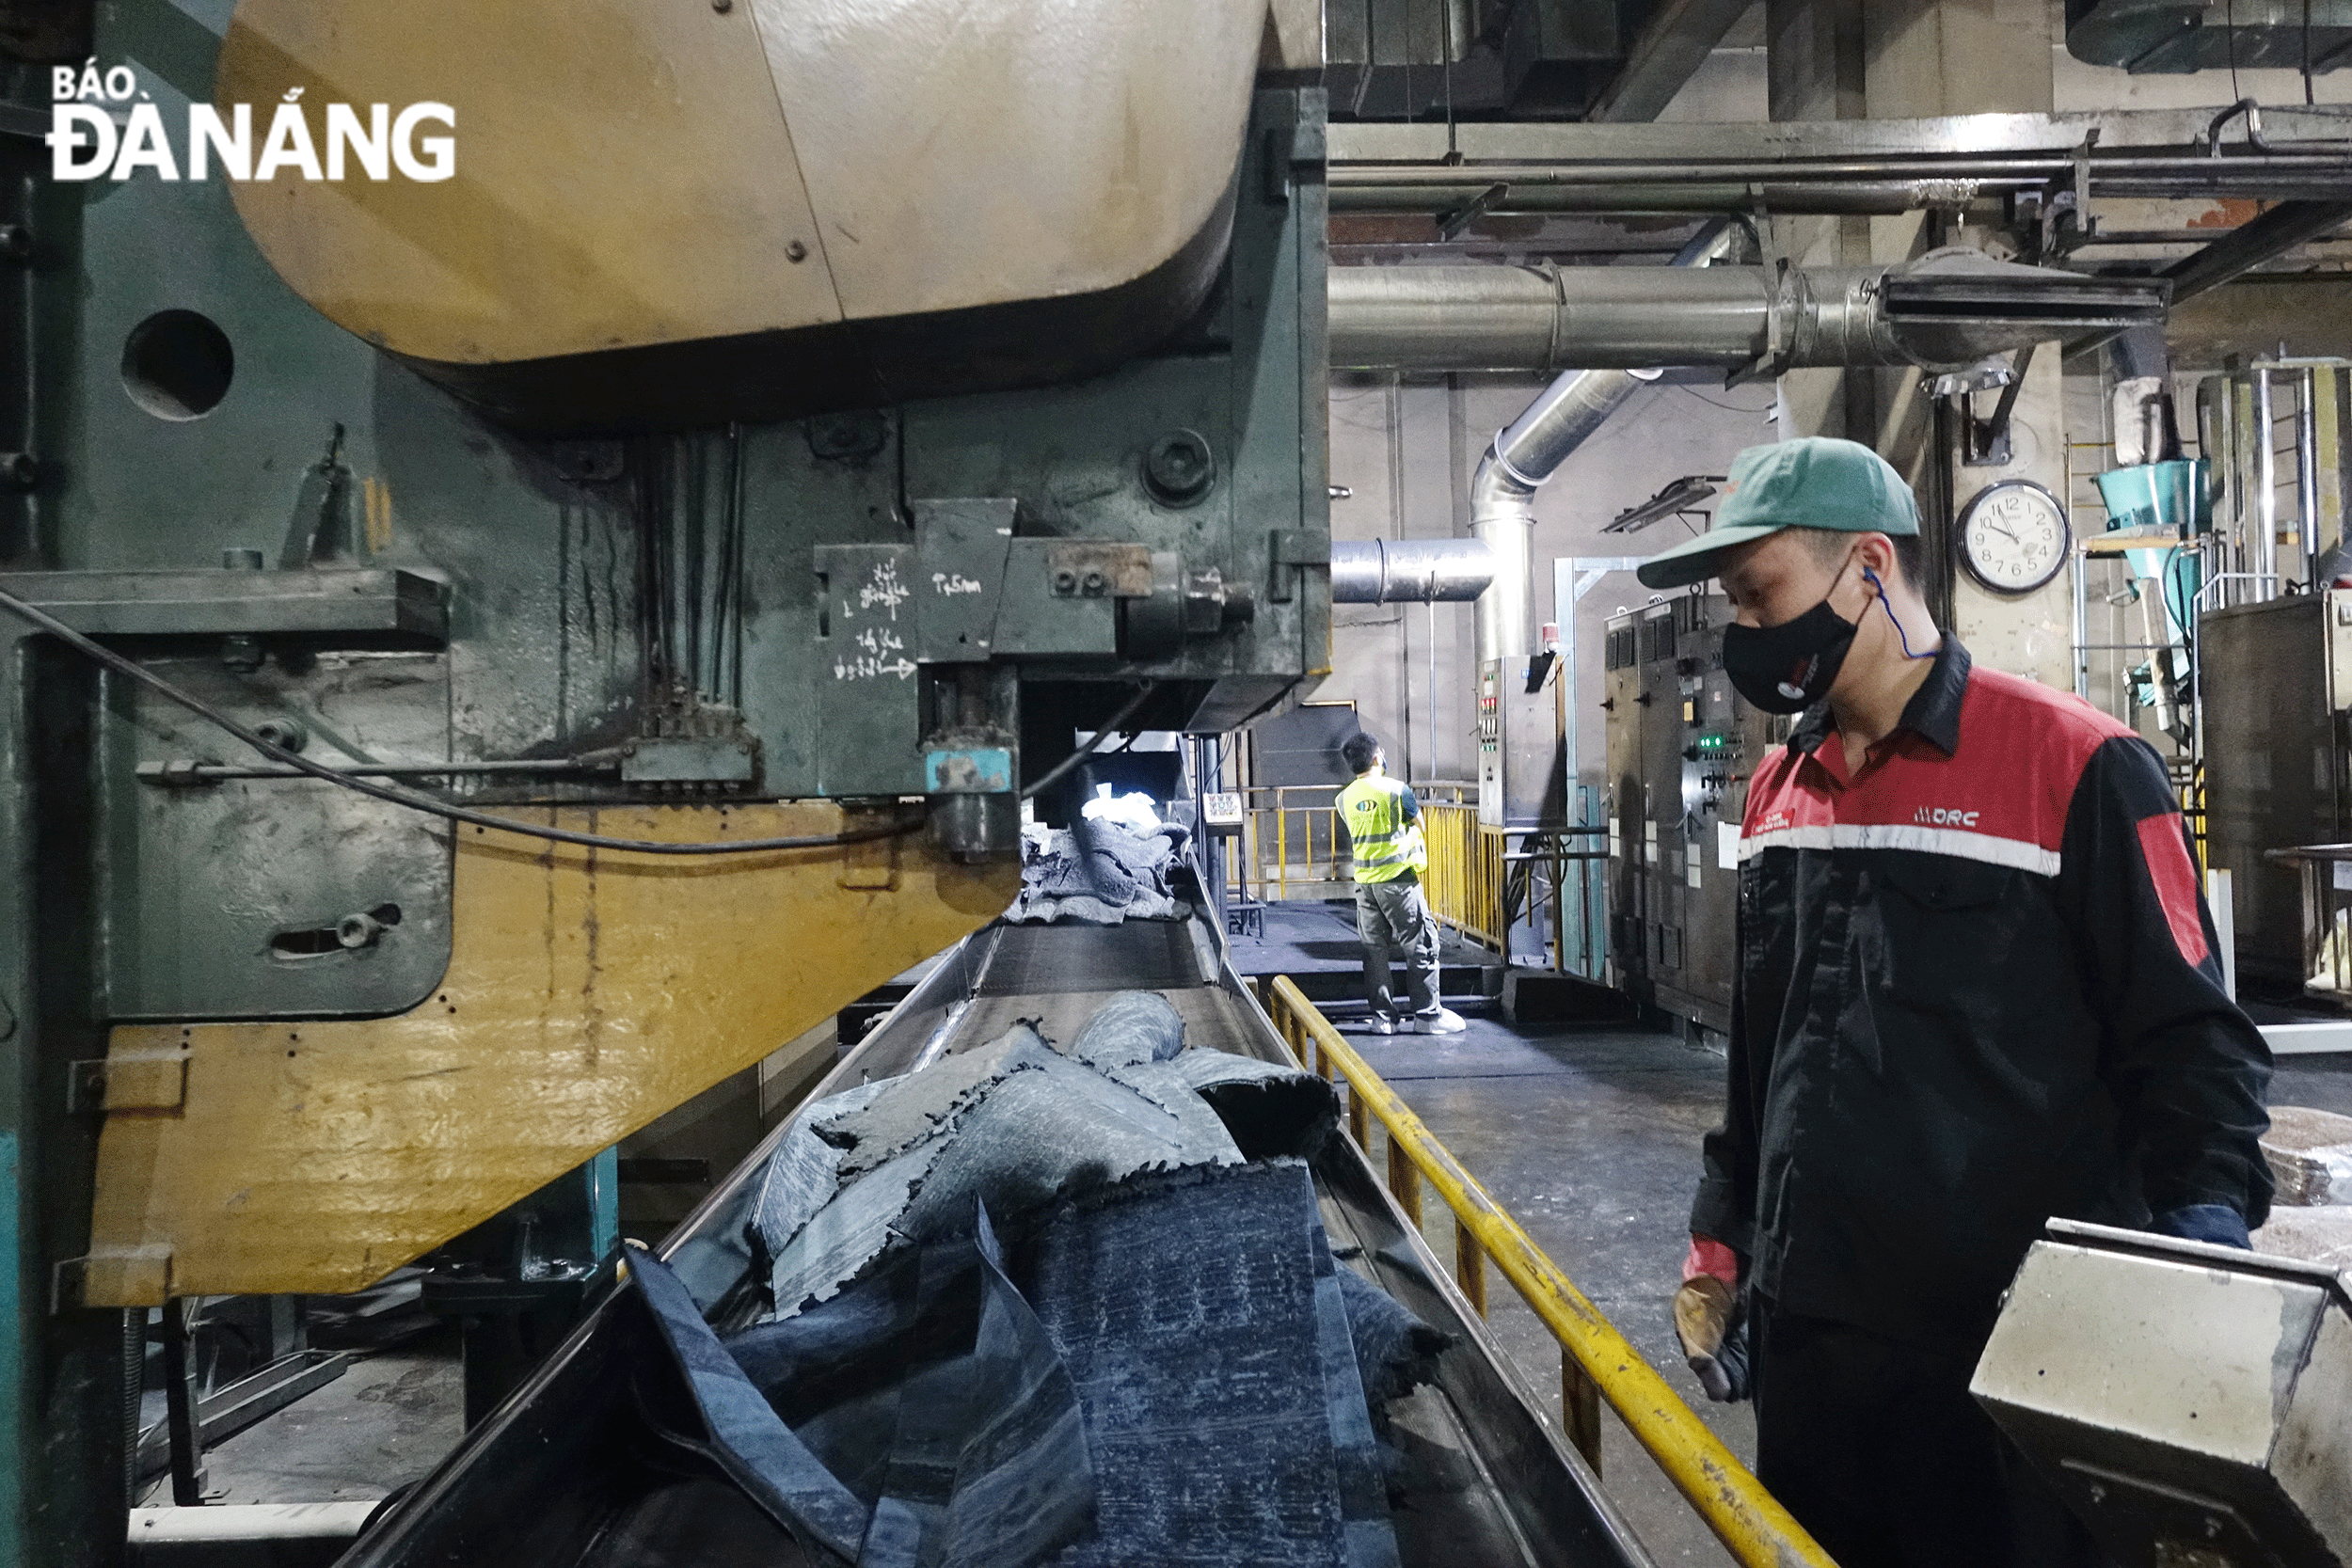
top-left (82, 803), bottom-right (1016, 1305)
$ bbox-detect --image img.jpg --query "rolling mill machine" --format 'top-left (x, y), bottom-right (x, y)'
top-left (0, 3), bottom-right (1331, 1560)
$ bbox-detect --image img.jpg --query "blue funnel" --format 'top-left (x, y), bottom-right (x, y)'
top-left (2095, 458), bottom-right (2208, 536)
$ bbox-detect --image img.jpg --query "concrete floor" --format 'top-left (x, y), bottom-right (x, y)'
top-left (1356, 1013), bottom-right (1754, 1566)
top-left (161, 1327), bottom-right (464, 1510)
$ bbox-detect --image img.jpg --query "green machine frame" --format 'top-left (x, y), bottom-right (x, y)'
top-left (0, 7), bottom-right (1331, 1559)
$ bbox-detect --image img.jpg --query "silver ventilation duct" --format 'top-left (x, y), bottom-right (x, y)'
top-left (2068, 1), bottom-right (2352, 73)
top-left (1329, 539), bottom-right (1494, 603)
top-left (1329, 248), bottom-right (2170, 374)
top-left (1332, 243), bottom-right (2167, 676)
top-left (1469, 366), bottom-right (1666, 663)
top-left (1464, 223), bottom-right (1745, 665)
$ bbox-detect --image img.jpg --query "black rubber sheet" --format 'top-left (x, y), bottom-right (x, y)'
top-left (625, 991), bottom-right (1438, 1567)
top-left (1020, 1160), bottom-right (1400, 1568)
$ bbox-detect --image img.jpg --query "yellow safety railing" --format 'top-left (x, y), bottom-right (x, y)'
top-left (1420, 801), bottom-right (1506, 950)
top-left (1257, 975), bottom-right (1837, 1568)
top-left (1223, 783), bottom-right (1515, 956)
top-left (1226, 785), bottom-right (1348, 904)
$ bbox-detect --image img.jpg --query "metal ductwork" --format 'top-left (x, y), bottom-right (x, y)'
top-left (1462, 223), bottom-right (1747, 665)
top-left (1329, 242), bottom-right (2168, 670)
top-left (1468, 368), bottom-right (1662, 663)
top-left (1329, 539), bottom-right (1495, 603)
top-left (1585, 0), bottom-right (1758, 124)
top-left (1329, 247), bottom-right (2170, 375)
top-left (2067, 0), bottom-right (2352, 73)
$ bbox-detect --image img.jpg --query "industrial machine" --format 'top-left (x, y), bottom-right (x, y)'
top-left (2201, 592), bottom-right (2352, 994)
top-left (2179, 360), bottom-right (2352, 997)
top-left (0, 2), bottom-right (1330, 1560)
top-left (1602, 594), bottom-right (1776, 1035)
top-left (1976, 1220), bottom-right (2352, 1568)
top-left (1476, 655), bottom-right (1565, 831)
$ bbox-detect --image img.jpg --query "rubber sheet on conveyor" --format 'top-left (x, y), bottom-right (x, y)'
top-left (624, 987), bottom-right (1445, 1568)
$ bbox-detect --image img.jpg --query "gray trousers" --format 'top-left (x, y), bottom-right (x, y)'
top-left (1354, 877), bottom-right (1439, 1016)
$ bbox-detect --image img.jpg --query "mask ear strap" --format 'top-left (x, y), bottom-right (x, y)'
top-left (1862, 563), bottom-right (1933, 661)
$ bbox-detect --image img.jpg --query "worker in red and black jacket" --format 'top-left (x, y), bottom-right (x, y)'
top-left (1636, 438), bottom-right (2273, 1568)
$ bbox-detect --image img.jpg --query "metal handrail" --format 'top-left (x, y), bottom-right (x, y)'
top-left (1219, 784), bottom-right (1522, 958)
top-left (1225, 785), bottom-right (1348, 906)
top-left (1260, 976), bottom-right (1838, 1568)
top-left (1421, 801), bottom-right (1505, 950)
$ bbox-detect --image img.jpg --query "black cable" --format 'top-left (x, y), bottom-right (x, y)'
top-left (1018, 682), bottom-right (1159, 802)
top-left (0, 584), bottom-right (922, 854)
top-left (1679, 386), bottom-right (1777, 415)
top-left (2307, 0), bottom-right (2317, 106)
top-left (2228, 0), bottom-right (2243, 107)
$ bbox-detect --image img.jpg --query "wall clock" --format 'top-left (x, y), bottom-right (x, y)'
top-left (1959, 479), bottom-right (2070, 595)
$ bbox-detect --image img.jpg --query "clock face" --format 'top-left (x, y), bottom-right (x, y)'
top-left (1961, 481), bottom-right (2069, 594)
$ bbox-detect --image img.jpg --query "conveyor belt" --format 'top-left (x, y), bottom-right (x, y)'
top-left (919, 920), bottom-right (1650, 1568)
top-left (975, 921), bottom-right (1202, 995)
top-left (340, 913), bottom-right (1654, 1568)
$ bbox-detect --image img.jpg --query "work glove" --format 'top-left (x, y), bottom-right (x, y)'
top-left (2149, 1203), bottom-right (2251, 1250)
top-left (1673, 1235), bottom-right (1752, 1403)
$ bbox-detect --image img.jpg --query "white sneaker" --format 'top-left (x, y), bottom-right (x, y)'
top-left (1410, 1007), bottom-right (1467, 1035)
top-left (1364, 1013), bottom-right (1397, 1036)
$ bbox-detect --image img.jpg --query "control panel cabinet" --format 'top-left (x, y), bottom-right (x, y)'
top-left (1476, 658), bottom-right (1565, 830)
top-left (1602, 594), bottom-right (1780, 1032)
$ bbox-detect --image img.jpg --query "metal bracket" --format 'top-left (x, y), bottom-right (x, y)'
top-left (2030, 131), bottom-right (2100, 261)
top-left (1958, 342), bottom-right (2037, 467)
top-left (68, 1050), bottom-right (190, 1114)
top-left (1438, 182), bottom-right (1508, 242)
top-left (1266, 529), bottom-right (1322, 603)
top-left (0, 568), bottom-right (451, 642)
top-left (280, 425), bottom-right (356, 568)
top-left (1043, 542), bottom-right (1152, 598)
top-left (1567, 557), bottom-right (1648, 603)
top-left (1265, 112), bottom-right (1327, 202)
top-left (1745, 195), bottom-right (1781, 272)
top-left (2073, 129), bottom-right (2099, 244)
top-left (1725, 259), bottom-right (1795, 389)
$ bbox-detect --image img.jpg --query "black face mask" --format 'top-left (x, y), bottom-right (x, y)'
top-left (1721, 575), bottom-right (1857, 715)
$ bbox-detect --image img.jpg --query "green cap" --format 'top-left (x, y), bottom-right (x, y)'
top-left (1635, 436), bottom-right (1920, 590)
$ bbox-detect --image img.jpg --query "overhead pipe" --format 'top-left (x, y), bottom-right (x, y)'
top-left (1331, 245), bottom-right (2168, 667)
top-left (1466, 222), bottom-right (1741, 665)
top-left (1333, 262), bottom-right (1766, 373)
top-left (1329, 247), bottom-right (2169, 374)
top-left (1327, 152), bottom-right (2352, 219)
top-left (1470, 366), bottom-right (1664, 663)
top-left (1329, 538), bottom-right (1494, 603)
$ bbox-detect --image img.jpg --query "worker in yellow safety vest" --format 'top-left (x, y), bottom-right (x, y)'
top-left (1336, 734), bottom-right (1465, 1036)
